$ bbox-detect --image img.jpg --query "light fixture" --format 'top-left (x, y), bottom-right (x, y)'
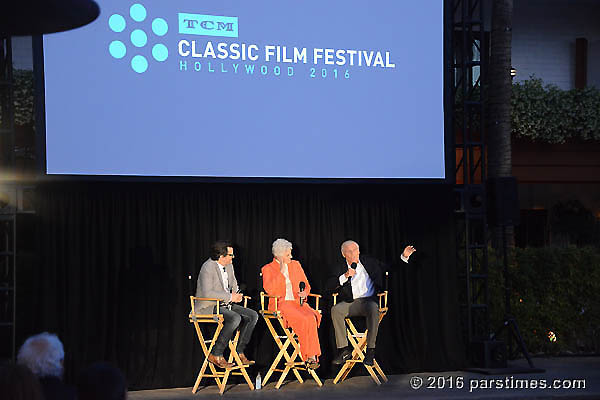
top-left (0, 0), bottom-right (100, 37)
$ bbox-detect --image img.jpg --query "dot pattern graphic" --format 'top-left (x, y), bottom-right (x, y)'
top-left (130, 29), bottom-right (148, 47)
top-left (131, 55), bottom-right (148, 73)
top-left (109, 14), bottom-right (126, 32)
top-left (152, 18), bottom-right (168, 36)
top-left (152, 44), bottom-right (168, 62)
top-left (107, 3), bottom-right (169, 73)
top-left (130, 4), bottom-right (147, 22)
top-left (109, 41), bottom-right (127, 58)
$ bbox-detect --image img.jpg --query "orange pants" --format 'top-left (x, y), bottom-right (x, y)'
top-left (278, 300), bottom-right (322, 360)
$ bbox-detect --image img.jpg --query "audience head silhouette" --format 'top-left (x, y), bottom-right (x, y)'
top-left (17, 332), bottom-right (65, 378)
top-left (77, 362), bottom-right (127, 400)
top-left (0, 363), bottom-right (45, 400)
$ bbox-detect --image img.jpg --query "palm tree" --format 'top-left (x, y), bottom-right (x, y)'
top-left (488, 0), bottom-right (514, 247)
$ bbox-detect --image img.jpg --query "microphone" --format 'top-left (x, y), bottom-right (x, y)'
top-left (299, 281), bottom-right (306, 306)
top-left (348, 262), bottom-right (357, 281)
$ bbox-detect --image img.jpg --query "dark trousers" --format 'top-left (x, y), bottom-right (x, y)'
top-left (211, 304), bottom-right (258, 357)
top-left (331, 297), bottom-right (380, 349)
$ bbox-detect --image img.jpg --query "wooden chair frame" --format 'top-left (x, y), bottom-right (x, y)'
top-left (189, 295), bottom-right (255, 395)
top-left (259, 292), bottom-right (323, 389)
top-left (332, 290), bottom-right (389, 385)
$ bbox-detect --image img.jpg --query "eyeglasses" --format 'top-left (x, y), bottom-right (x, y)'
top-left (226, 253), bottom-right (235, 257)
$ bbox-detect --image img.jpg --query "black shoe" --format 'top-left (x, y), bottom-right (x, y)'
top-left (332, 347), bottom-right (352, 365)
top-left (364, 348), bottom-right (375, 366)
top-left (306, 359), bottom-right (320, 370)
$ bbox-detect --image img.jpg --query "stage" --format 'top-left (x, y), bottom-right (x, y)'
top-left (129, 356), bottom-right (599, 399)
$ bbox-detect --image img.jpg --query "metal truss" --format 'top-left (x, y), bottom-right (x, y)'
top-left (1, 37), bottom-right (15, 167)
top-left (451, 0), bottom-right (490, 350)
top-left (0, 35), bottom-right (17, 363)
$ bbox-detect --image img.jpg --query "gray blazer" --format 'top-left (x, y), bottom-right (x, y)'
top-left (192, 258), bottom-right (239, 315)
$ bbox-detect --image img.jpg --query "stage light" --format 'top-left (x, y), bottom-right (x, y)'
top-left (0, 0), bottom-right (100, 36)
top-left (0, 185), bottom-right (16, 211)
top-left (0, 184), bottom-right (36, 212)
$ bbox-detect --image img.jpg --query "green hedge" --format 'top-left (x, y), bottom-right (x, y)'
top-left (488, 246), bottom-right (600, 355)
top-left (6, 73), bottom-right (600, 145)
top-left (0, 69), bottom-right (34, 126)
top-left (512, 78), bottom-right (600, 143)
top-left (456, 78), bottom-right (600, 143)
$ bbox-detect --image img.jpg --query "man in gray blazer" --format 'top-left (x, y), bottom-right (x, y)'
top-left (193, 241), bottom-right (258, 368)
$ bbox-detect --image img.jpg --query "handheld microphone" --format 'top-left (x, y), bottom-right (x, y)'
top-left (299, 281), bottom-right (306, 306)
top-left (348, 262), bottom-right (357, 281)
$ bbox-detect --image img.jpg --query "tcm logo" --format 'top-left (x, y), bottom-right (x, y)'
top-left (178, 13), bottom-right (238, 38)
top-left (108, 3), bottom-right (169, 73)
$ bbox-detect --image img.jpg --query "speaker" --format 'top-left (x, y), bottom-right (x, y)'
top-left (470, 340), bottom-right (507, 368)
top-left (575, 37), bottom-right (588, 89)
top-left (464, 185), bottom-right (485, 215)
top-left (487, 177), bottom-right (520, 227)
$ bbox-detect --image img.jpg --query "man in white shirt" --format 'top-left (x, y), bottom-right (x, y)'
top-left (194, 241), bottom-right (258, 369)
top-left (328, 240), bottom-right (415, 366)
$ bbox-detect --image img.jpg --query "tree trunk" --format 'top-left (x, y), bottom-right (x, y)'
top-left (488, 0), bottom-right (514, 247)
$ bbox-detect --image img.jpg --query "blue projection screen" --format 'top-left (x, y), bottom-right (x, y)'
top-left (42, 0), bottom-right (445, 179)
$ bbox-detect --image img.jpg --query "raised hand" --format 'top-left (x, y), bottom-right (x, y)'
top-left (403, 245), bottom-right (416, 258)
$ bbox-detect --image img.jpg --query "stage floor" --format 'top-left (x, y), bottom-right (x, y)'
top-left (128, 356), bottom-right (599, 399)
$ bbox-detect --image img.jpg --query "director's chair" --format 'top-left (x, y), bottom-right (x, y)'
top-left (259, 291), bottom-right (323, 389)
top-left (332, 272), bottom-right (389, 385)
top-left (189, 296), bottom-right (255, 395)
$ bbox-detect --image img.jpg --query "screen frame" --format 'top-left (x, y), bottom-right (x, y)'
top-left (33, 0), bottom-right (454, 185)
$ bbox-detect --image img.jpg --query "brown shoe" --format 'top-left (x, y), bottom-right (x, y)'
top-left (238, 353), bottom-right (255, 365)
top-left (208, 354), bottom-right (234, 369)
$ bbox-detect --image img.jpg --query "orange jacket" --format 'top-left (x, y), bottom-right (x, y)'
top-left (262, 259), bottom-right (311, 311)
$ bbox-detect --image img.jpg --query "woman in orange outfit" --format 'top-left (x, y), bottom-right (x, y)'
top-left (262, 238), bottom-right (322, 369)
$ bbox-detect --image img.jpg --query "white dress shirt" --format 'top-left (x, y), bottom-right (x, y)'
top-left (339, 254), bottom-right (410, 299)
top-left (217, 261), bottom-right (231, 302)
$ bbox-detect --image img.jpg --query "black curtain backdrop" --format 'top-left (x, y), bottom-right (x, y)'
top-left (21, 182), bottom-right (465, 389)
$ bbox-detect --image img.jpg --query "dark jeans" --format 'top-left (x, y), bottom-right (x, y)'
top-left (331, 297), bottom-right (380, 349)
top-left (211, 304), bottom-right (258, 357)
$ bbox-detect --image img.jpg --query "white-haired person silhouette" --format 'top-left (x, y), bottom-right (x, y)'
top-left (17, 332), bottom-right (76, 400)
